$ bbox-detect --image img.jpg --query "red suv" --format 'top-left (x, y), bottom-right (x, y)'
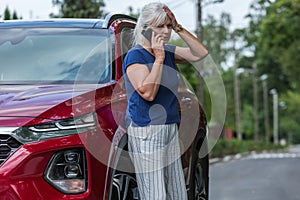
top-left (0, 14), bottom-right (209, 199)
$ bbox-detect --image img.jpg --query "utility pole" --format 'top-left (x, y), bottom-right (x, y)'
top-left (196, 0), bottom-right (204, 41)
top-left (196, 0), bottom-right (203, 42)
top-left (252, 63), bottom-right (259, 141)
top-left (261, 75), bottom-right (270, 143)
top-left (196, 0), bottom-right (205, 106)
top-left (270, 89), bottom-right (279, 144)
top-left (232, 32), bottom-right (242, 140)
top-left (195, 0), bottom-right (224, 106)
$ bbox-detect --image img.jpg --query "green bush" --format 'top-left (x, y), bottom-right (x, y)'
top-left (210, 139), bottom-right (287, 158)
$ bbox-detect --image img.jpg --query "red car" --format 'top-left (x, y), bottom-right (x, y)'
top-left (0, 14), bottom-right (209, 199)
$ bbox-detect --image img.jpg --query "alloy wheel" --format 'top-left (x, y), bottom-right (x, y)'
top-left (112, 173), bottom-right (139, 200)
top-left (194, 163), bottom-right (207, 200)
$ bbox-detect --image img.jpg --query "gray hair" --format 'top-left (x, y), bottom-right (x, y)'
top-left (133, 2), bottom-right (168, 45)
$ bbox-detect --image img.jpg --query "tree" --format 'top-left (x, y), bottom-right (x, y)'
top-left (126, 6), bottom-right (140, 19)
top-left (240, 0), bottom-right (291, 94)
top-left (257, 0), bottom-right (300, 90)
top-left (12, 10), bottom-right (18, 19)
top-left (202, 13), bottom-right (232, 69)
top-left (3, 6), bottom-right (19, 20)
top-left (50, 0), bottom-right (106, 18)
top-left (280, 91), bottom-right (300, 143)
top-left (222, 68), bottom-right (235, 129)
top-left (241, 104), bottom-right (254, 139)
top-left (4, 6), bottom-right (11, 20)
top-left (240, 0), bottom-right (300, 143)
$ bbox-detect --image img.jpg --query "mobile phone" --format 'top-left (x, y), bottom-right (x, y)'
top-left (141, 27), bottom-right (153, 43)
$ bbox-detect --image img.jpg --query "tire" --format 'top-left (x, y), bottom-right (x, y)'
top-left (188, 129), bottom-right (209, 200)
top-left (109, 133), bottom-right (140, 200)
top-left (111, 172), bottom-right (139, 200)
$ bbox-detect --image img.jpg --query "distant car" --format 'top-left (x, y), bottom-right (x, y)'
top-left (0, 14), bottom-right (209, 199)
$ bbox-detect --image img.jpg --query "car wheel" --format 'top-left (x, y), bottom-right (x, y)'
top-left (194, 161), bottom-right (208, 200)
top-left (188, 130), bottom-right (209, 200)
top-left (188, 156), bottom-right (209, 200)
top-left (111, 172), bottom-right (139, 200)
top-left (110, 134), bottom-right (139, 200)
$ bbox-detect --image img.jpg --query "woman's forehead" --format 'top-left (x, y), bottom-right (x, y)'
top-left (153, 17), bottom-right (171, 25)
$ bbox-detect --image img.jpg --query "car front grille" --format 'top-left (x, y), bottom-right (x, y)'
top-left (0, 134), bottom-right (22, 166)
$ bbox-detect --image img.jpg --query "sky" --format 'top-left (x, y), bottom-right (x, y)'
top-left (0, 0), bottom-right (254, 31)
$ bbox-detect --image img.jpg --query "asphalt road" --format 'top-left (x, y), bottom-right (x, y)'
top-left (209, 147), bottom-right (300, 200)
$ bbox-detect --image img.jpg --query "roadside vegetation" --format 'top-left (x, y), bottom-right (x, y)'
top-left (210, 139), bottom-right (288, 158)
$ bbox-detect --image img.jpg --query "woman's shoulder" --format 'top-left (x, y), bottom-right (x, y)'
top-left (123, 45), bottom-right (148, 66)
top-left (164, 44), bottom-right (176, 53)
top-left (127, 44), bottom-right (144, 55)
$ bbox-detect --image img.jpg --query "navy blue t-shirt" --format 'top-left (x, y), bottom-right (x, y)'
top-left (122, 44), bottom-right (180, 127)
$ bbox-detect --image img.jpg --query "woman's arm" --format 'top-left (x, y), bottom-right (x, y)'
top-left (175, 28), bottom-right (208, 63)
top-left (126, 33), bottom-right (165, 102)
top-left (126, 60), bottom-right (163, 102)
top-left (163, 6), bottom-right (208, 63)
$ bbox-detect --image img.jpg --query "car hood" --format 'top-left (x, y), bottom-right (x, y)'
top-left (0, 84), bottom-right (112, 126)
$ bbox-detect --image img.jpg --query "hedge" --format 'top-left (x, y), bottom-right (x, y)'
top-left (210, 139), bottom-right (287, 158)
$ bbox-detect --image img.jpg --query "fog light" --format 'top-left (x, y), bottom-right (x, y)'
top-left (44, 148), bottom-right (87, 194)
top-left (65, 164), bottom-right (80, 178)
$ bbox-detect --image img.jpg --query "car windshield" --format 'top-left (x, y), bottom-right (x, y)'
top-left (0, 28), bottom-right (112, 84)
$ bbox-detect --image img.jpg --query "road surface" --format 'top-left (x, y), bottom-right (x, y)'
top-left (209, 146), bottom-right (300, 200)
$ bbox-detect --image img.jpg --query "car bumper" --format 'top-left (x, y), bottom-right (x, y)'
top-left (0, 133), bottom-right (111, 200)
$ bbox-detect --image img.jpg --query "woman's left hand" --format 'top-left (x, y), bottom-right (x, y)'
top-left (162, 6), bottom-right (179, 32)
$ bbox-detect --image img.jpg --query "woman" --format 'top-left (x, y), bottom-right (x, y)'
top-left (122, 2), bottom-right (208, 199)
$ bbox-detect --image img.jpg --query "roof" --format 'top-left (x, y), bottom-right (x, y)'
top-left (0, 14), bottom-right (136, 29)
top-left (0, 18), bottom-right (105, 29)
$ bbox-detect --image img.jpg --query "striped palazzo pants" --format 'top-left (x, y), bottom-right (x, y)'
top-left (128, 123), bottom-right (188, 200)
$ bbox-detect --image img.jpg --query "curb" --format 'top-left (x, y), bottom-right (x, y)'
top-left (209, 152), bottom-right (250, 165)
top-left (209, 148), bottom-right (296, 165)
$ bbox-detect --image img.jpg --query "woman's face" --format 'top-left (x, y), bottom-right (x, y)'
top-left (151, 18), bottom-right (172, 45)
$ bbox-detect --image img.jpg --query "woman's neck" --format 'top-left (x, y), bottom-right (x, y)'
top-left (140, 42), bottom-right (154, 55)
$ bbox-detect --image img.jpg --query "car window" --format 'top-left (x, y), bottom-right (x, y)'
top-left (120, 27), bottom-right (134, 62)
top-left (0, 28), bottom-right (112, 84)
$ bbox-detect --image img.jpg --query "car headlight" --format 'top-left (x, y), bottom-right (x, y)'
top-left (44, 148), bottom-right (87, 194)
top-left (12, 112), bottom-right (97, 143)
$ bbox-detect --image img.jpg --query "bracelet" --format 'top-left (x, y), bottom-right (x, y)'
top-left (174, 24), bottom-right (183, 33)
